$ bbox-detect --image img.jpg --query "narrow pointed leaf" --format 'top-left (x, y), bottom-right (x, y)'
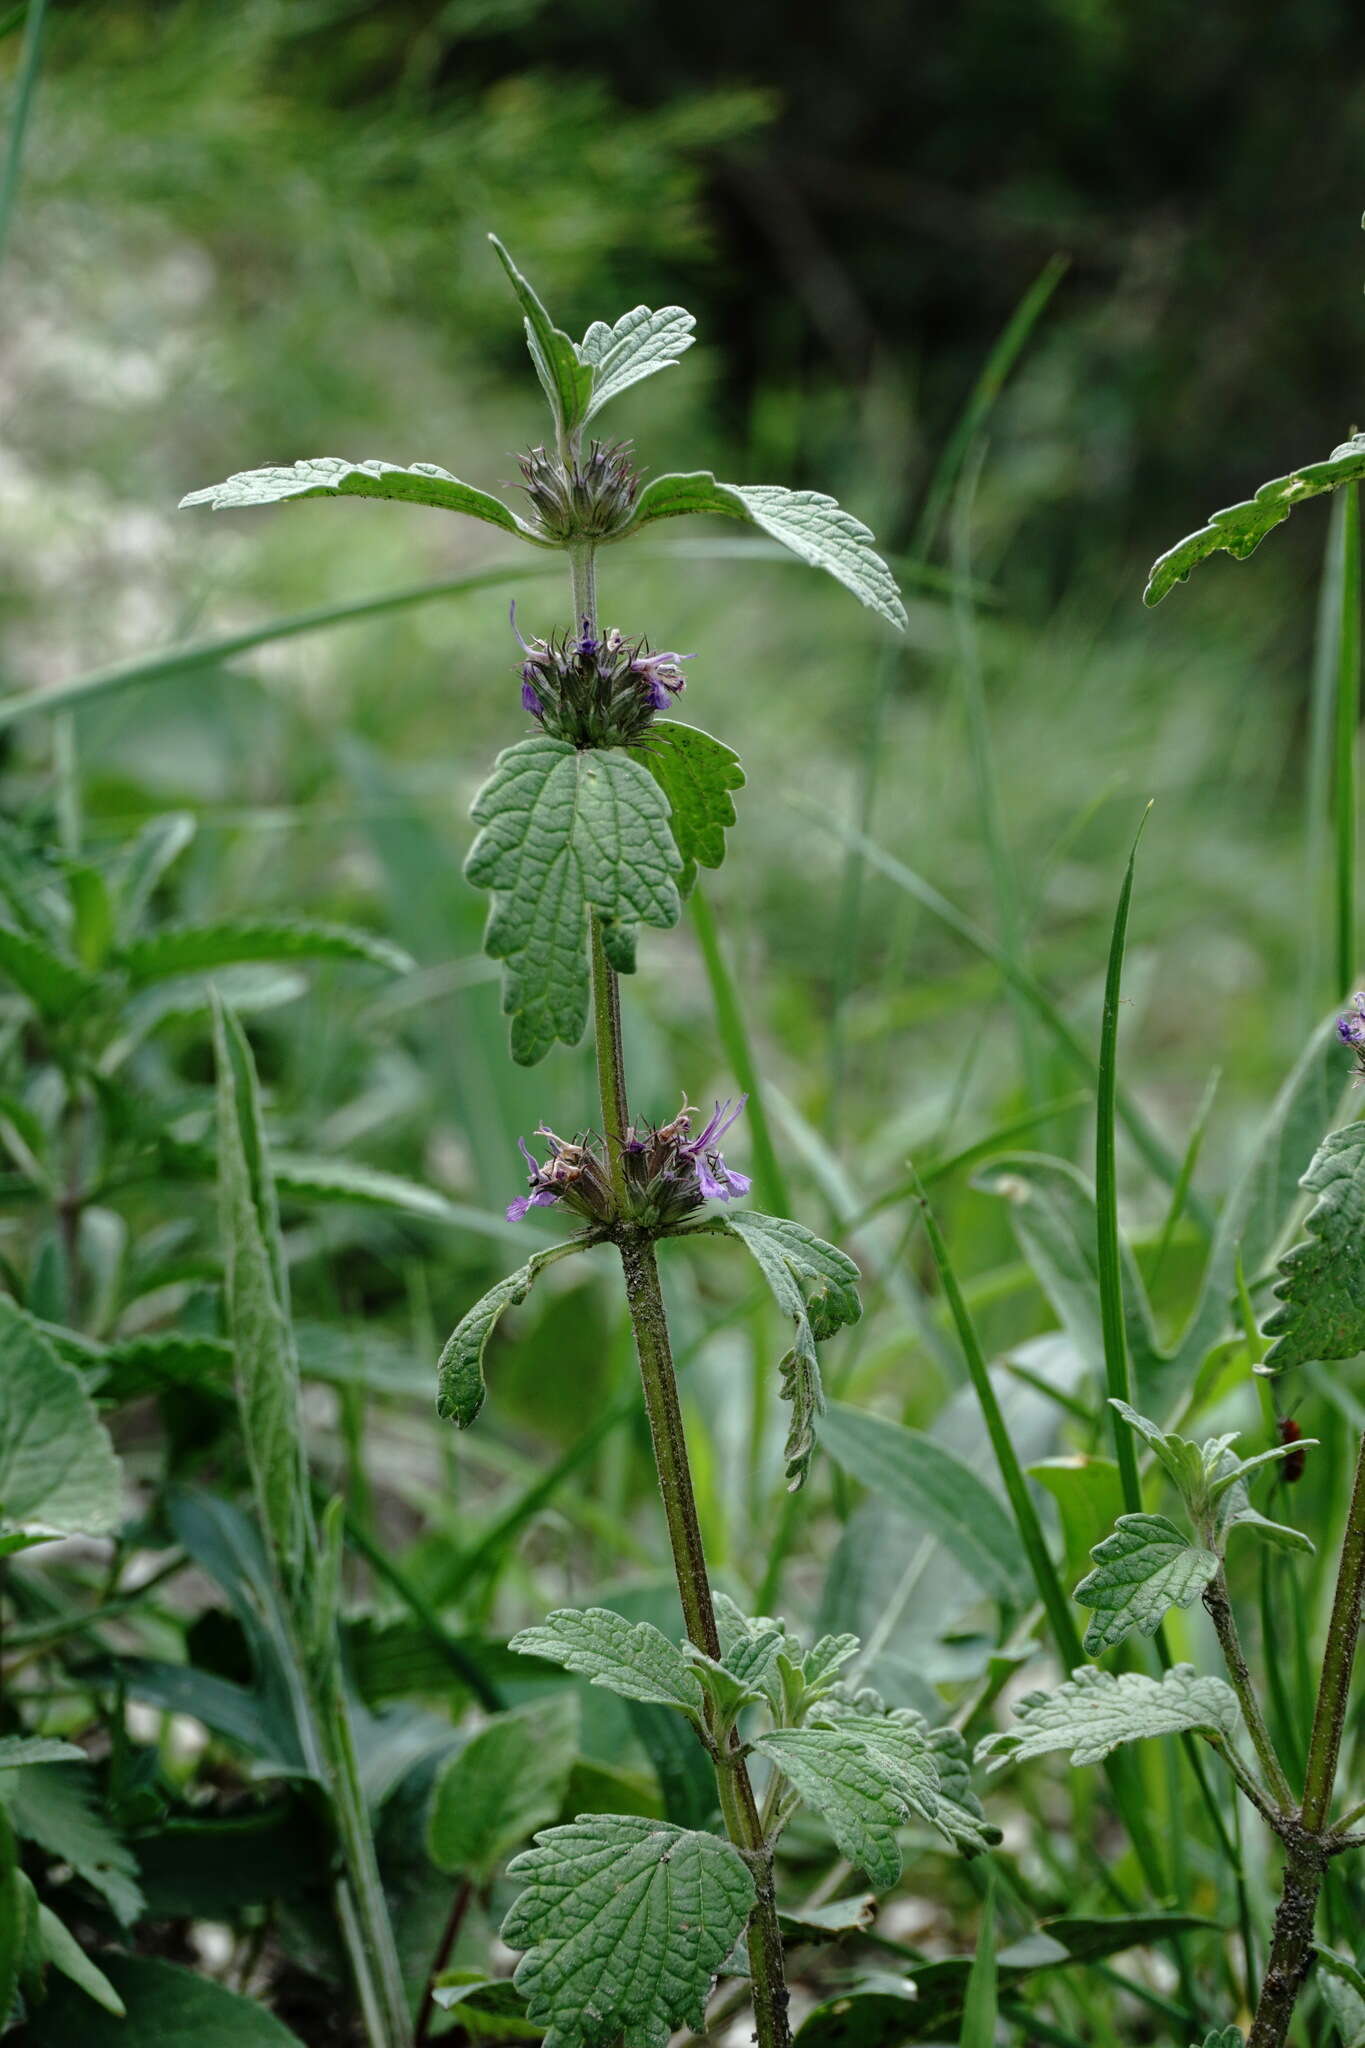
top-left (1145, 432), bottom-right (1365, 605)
top-left (502, 1814), bottom-right (755, 2048)
top-left (719, 1211), bottom-right (861, 1487)
top-left (466, 736), bottom-right (681, 1064)
top-left (639, 721), bottom-right (744, 894)
top-left (490, 236), bottom-right (594, 434)
top-left (15, 1954), bottom-right (308, 2044)
top-left (510, 1607), bottom-right (705, 1723)
top-left (437, 1239), bottom-right (590, 1428)
top-left (122, 918), bottom-right (411, 984)
top-left (627, 473), bottom-right (906, 630)
top-left (36, 1903), bottom-right (128, 2015)
top-left (579, 304), bottom-right (696, 421)
top-left (976, 1663), bottom-right (1240, 1772)
top-left (0, 1738), bottom-right (87, 1769)
top-left (1075, 1514), bottom-right (1219, 1653)
top-left (1263, 1118), bottom-right (1365, 1371)
top-left (180, 455), bottom-right (541, 538)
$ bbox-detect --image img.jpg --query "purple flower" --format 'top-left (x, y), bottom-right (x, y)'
top-left (1338, 993), bottom-right (1365, 1049)
top-left (628, 644), bottom-right (690, 710)
top-left (508, 608), bottom-right (694, 747)
top-left (678, 1096), bottom-right (752, 1201)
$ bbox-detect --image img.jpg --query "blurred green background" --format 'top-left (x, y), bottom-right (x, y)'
top-left (4, 4), bottom-right (1365, 2024)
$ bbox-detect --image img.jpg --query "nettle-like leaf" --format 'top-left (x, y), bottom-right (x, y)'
top-left (6, 1762), bottom-right (144, 1924)
top-left (753, 1720), bottom-right (938, 1890)
top-left (639, 722), bottom-right (744, 895)
top-left (465, 735), bottom-right (682, 1065)
top-left (180, 455), bottom-right (544, 540)
top-left (1262, 1119), bottom-right (1365, 1372)
top-left (625, 473), bottom-right (907, 631)
top-left (510, 1608), bottom-right (707, 1728)
top-left (121, 918), bottom-right (412, 985)
top-left (427, 1696), bottom-right (578, 1885)
top-left (719, 1211), bottom-right (862, 1488)
top-left (491, 236), bottom-right (595, 436)
top-left (0, 1300), bottom-right (122, 1540)
top-left (1074, 1514), bottom-right (1219, 1655)
top-left (0, 922), bottom-right (95, 1018)
top-left (502, 1813), bottom-right (755, 2048)
top-left (1145, 432), bottom-right (1365, 605)
top-left (437, 1240), bottom-right (592, 1429)
top-left (578, 304), bottom-right (697, 422)
top-left (976, 1664), bottom-right (1240, 1773)
top-left (923, 1725), bottom-right (1003, 1857)
top-left (1110, 1400), bottom-right (1315, 1551)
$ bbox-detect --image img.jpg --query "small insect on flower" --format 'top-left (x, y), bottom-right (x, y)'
top-left (1338, 992), bottom-right (1365, 1078)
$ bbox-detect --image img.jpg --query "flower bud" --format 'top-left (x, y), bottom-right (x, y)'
top-left (518, 439), bottom-right (640, 542)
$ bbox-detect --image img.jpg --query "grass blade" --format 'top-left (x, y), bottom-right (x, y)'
top-left (689, 883), bottom-right (790, 1215)
top-left (0, 0), bottom-right (48, 278)
top-left (1096, 808), bottom-right (1151, 1516)
top-left (958, 1877), bottom-right (997, 2048)
top-left (1335, 481), bottom-right (1361, 994)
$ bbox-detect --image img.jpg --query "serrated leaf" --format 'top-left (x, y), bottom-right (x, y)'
top-left (924, 1726), bottom-right (1002, 1856)
top-left (976, 1663), bottom-right (1240, 1772)
top-left (503, 1813), bottom-right (756, 2048)
top-left (427, 1696), bottom-right (578, 1885)
top-left (122, 917), bottom-right (412, 984)
top-left (1145, 432), bottom-right (1365, 605)
top-left (0, 922), bottom-right (95, 1017)
top-left (114, 812), bottom-right (196, 934)
top-left (465, 736), bottom-right (681, 1064)
top-left (0, 1300), bottom-right (122, 1538)
top-left (6, 1763), bottom-right (144, 1923)
top-left (510, 1607), bottom-right (706, 1725)
top-left (1075, 1514), bottom-right (1219, 1654)
top-left (579, 304), bottom-right (697, 421)
top-left (1263, 1119), bottom-right (1365, 1372)
top-left (1313, 1946), bottom-right (1365, 2048)
top-left (1109, 1399), bottom-right (1214, 1502)
top-left (180, 454), bottom-right (541, 539)
top-left (719, 1211), bottom-right (861, 1487)
top-left (818, 1401), bottom-right (1031, 1606)
top-left (627, 473), bottom-right (907, 630)
top-left (437, 1240), bottom-right (590, 1428)
top-left (490, 237), bottom-right (594, 435)
top-left (0, 1738), bottom-right (87, 1769)
top-left (213, 1001), bottom-right (312, 1599)
top-left (639, 721), bottom-right (744, 894)
top-left (755, 1723), bottom-right (935, 1889)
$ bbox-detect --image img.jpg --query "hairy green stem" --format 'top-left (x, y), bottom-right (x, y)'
top-left (574, 535), bottom-right (791, 2047)
top-left (1202, 1567), bottom-right (1294, 1811)
top-left (1247, 1428), bottom-right (1365, 2047)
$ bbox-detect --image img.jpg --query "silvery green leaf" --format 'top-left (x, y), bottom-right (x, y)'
top-left (1263, 1119), bottom-right (1365, 1372)
top-left (1313, 1946), bottom-right (1365, 2048)
top-left (465, 736), bottom-right (681, 1065)
top-left (502, 1813), bottom-right (755, 2048)
top-left (578, 304), bottom-right (696, 422)
top-left (180, 455), bottom-right (543, 539)
top-left (626, 473), bottom-right (907, 630)
top-left (437, 1241), bottom-right (590, 1429)
top-left (1216, 1487), bottom-right (1314, 1555)
top-left (754, 1721), bottom-right (937, 1889)
top-left (924, 1725), bottom-right (1002, 1857)
top-left (679, 1644), bottom-right (765, 1730)
top-left (427, 1696), bottom-right (578, 1885)
top-left (802, 1634), bottom-right (861, 1694)
top-left (976, 1664), bottom-right (1240, 1772)
top-left (511, 1607), bottom-right (706, 1726)
top-left (719, 1211), bottom-right (861, 1488)
top-left (0, 1301), bottom-right (122, 1540)
top-left (639, 721), bottom-right (744, 896)
top-left (1108, 1400), bottom-right (1215, 1503)
top-left (214, 1001), bottom-right (312, 1598)
top-left (490, 236), bottom-right (594, 435)
top-left (1075, 1514), bottom-right (1219, 1654)
top-left (122, 918), bottom-right (412, 984)
top-left (1145, 432), bottom-right (1365, 605)
top-left (0, 1738), bottom-right (87, 1770)
top-left (6, 1763), bottom-right (143, 1925)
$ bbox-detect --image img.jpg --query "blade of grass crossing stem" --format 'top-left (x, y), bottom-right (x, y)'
top-left (1097, 809), bottom-right (1151, 1517)
top-left (1149, 1065), bottom-right (1220, 1288)
top-left (798, 799), bottom-right (1204, 1222)
top-left (951, 443), bottom-right (1045, 1109)
top-left (689, 884), bottom-right (790, 1214)
top-left (1335, 482), bottom-right (1362, 995)
top-left (958, 1876), bottom-right (997, 2048)
top-left (1302, 491), bottom-right (1348, 1020)
top-left (914, 254), bottom-right (1069, 563)
top-left (826, 639), bottom-right (897, 1138)
top-left (914, 1170), bottom-right (1171, 1899)
top-left (0, 0), bottom-right (47, 277)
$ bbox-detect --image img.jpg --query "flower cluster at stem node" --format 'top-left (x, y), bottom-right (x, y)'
top-left (514, 609), bottom-right (689, 747)
top-left (518, 439), bottom-right (640, 541)
top-left (508, 1097), bottom-right (751, 1229)
top-left (1338, 992), bottom-right (1365, 1077)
